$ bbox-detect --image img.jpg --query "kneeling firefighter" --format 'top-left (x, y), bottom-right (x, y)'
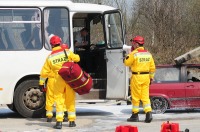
top-left (40, 35), bottom-right (80, 129)
top-left (124, 36), bottom-right (156, 123)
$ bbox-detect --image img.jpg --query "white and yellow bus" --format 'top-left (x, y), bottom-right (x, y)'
top-left (0, 0), bottom-right (130, 117)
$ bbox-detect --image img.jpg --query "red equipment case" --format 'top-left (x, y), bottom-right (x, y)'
top-left (160, 121), bottom-right (179, 132)
top-left (58, 61), bottom-right (93, 95)
top-left (115, 125), bottom-right (138, 132)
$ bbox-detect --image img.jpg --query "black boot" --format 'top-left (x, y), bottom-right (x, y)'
top-left (145, 112), bottom-right (153, 123)
top-left (46, 117), bottom-right (52, 122)
top-left (53, 122), bottom-right (62, 129)
top-left (63, 112), bottom-right (68, 122)
top-left (127, 113), bottom-right (139, 122)
top-left (69, 121), bottom-right (76, 127)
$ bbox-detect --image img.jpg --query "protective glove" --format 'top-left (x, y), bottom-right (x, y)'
top-left (39, 85), bottom-right (46, 92)
top-left (150, 79), bottom-right (153, 85)
top-left (131, 46), bottom-right (135, 51)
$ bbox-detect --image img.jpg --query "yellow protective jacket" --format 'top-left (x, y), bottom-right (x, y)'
top-left (39, 46), bottom-right (80, 85)
top-left (124, 47), bottom-right (155, 79)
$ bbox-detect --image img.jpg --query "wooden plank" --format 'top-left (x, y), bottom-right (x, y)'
top-left (174, 46), bottom-right (200, 64)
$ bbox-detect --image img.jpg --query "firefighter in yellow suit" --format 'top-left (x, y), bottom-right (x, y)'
top-left (39, 43), bottom-right (69, 123)
top-left (39, 35), bottom-right (80, 129)
top-left (39, 71), bottom-right (55, 122)
top-left (124, 36), bottom-right (156, 123)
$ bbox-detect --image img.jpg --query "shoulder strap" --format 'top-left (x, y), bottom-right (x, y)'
top-left (63, 49), bottom-right (68, 58)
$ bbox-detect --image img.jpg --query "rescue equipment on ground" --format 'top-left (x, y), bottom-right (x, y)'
top-left (160, 121), bottom-right (179, 132)
top-left (58, 50), bottom-right (92, 95)
top-left (160, 121), bottom-right (189, 132)
top-left (115, 125), bottom-right (138, 132)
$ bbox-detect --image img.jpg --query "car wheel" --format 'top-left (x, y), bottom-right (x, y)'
top-left (14, 79), bottom-right (46, 118)
top-left (150, 97), bottom-right (168, 114)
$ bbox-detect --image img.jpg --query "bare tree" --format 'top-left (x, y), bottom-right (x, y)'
top-left (104, 0), bottom-right (134, 45)
top-left (129, 0), bottom-right (200, 64)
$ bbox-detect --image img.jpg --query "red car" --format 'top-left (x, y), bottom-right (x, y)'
top-left (150, 64), bottom-right (200, 114)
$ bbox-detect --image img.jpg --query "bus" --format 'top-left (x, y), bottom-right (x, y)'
top-left (0, 0), bottom-right (130, 118)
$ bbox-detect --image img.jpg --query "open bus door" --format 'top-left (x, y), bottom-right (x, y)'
top-left (103, 10), bottom-right (129, 100)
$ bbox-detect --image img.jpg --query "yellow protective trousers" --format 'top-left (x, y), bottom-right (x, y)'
top-left (54, 74), bottom-right (76, 122)
top-left (45, 78), bottom-right (54, 118)
top-left (45, 78), bottom-right (67, 118)
top-left (130, 74), bottom-right (152, 114)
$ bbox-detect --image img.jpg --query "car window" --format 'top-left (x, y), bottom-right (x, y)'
top-left (154, 67), bottom-right (180, 83)
top-left (187, 67), bottom-right (200, 82)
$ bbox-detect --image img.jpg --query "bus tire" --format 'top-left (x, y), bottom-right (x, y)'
top-left (14, 79), bottom-right (46, 118)
top-left (7, 104), bottom-right (17, 112)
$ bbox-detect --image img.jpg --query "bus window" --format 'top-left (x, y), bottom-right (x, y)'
top-left (0, 8), bottom-right (42, 50)
top-left (104, 12), bottom-right (123, 48)
top-left (44, 8), bottom-right (70, 50)
top-left (90, 15), bottom-right (105, 45)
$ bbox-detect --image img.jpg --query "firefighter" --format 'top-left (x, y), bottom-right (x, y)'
top-left (124, 35), bottom-right (156, 123)
top-left (39, 35), bottom-right (80, 129)
top-left (39, 38), bottom-right (69, 123)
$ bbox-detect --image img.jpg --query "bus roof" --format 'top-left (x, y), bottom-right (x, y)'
top-left (0, 0), bottom-right (116, 13)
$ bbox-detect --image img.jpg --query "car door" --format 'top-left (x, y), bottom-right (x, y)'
top-left (151, 83), bottom-right (186, 107)
top-left (151, 66), bottom-right (187, 108)
top-left (103, 10), bottom-right (129, 99)
top-left (185, 66), bottom-right (200, 107)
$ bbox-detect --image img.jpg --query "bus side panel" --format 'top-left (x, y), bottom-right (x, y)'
top-left (0, 50), bottom-right (49, 104)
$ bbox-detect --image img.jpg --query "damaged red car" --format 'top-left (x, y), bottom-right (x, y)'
top-left (150, 64), bottom-right (200, 114)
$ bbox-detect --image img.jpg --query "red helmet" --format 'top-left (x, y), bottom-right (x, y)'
top-left (50, 35), bottom-right (61, 46)
top-left (132, 36), bottom-right (144, 45)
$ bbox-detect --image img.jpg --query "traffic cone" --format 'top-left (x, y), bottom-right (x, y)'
top-left (115, 125), bottom-right (138, 132)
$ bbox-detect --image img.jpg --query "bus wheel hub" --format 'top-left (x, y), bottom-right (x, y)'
top-left (24, 88), bottom-right (44, 110)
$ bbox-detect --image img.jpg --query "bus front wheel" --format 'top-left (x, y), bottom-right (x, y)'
top-left (14, 79), bottom-right (46, 118)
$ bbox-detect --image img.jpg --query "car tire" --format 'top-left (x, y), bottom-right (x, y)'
top-left (150, 97), bottom-right (168, 114)
top-left (14, 79), bottom-right (46, 118)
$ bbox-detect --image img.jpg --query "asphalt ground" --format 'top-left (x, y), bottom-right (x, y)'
top-left (0, 102), bottom-right (200, 132)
